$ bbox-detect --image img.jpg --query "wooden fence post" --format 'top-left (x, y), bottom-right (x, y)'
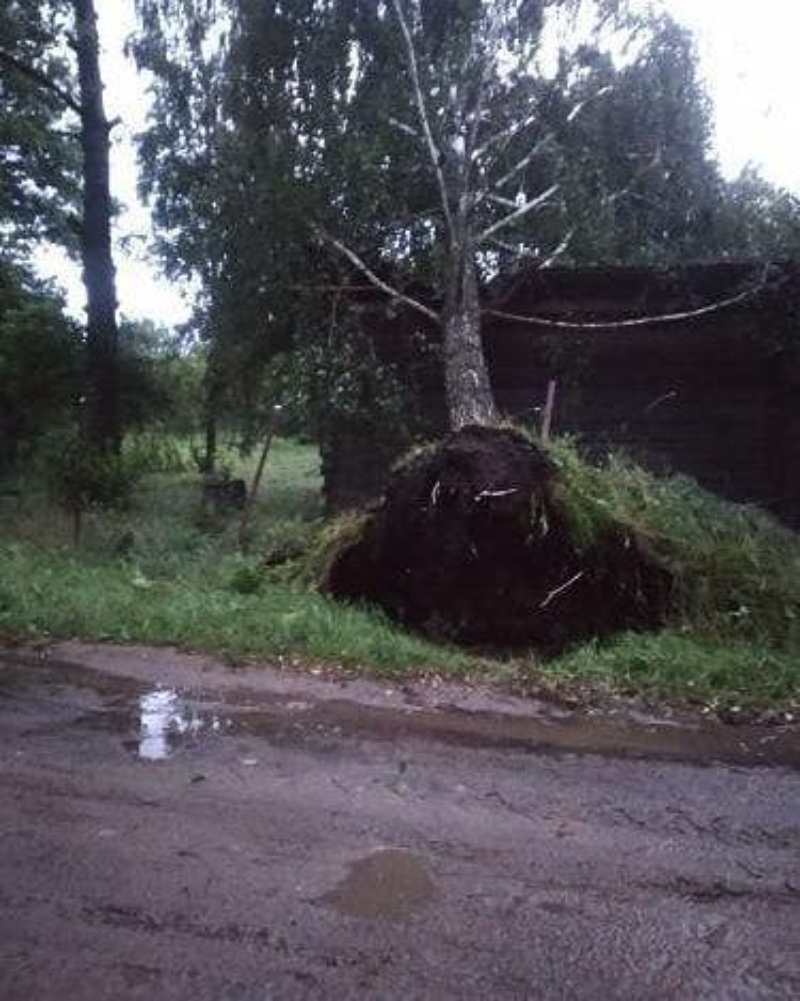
top-left (238, 405), bottom-right (283, 553)
top-left (541, 379), bottom-right (557, 443)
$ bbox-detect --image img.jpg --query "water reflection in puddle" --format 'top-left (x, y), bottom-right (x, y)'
top-left (137, 688), bottom-right (224, 761)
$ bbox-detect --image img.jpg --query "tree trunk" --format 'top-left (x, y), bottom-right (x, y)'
top-left (203, 411), bottom-right (217, 475)
top-left (442, 255), bottom-right (498, 430)
top-left (202, 365), bottom-right (221, 474)
top-left (74, 0), bottom-right (120, 453)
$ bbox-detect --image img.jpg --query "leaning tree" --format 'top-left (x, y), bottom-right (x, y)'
top-left (318, 0), bottom-right (570, 429)
top-left (134, 0), bottom-right (771, 440)
top-left (317, 0), bottom-right (769, 431)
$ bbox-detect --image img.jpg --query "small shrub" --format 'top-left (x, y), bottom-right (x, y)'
top-left (48, 434), bottom-right (138, 513)
top-left (123, 431), bottom-right (193, 475)
top-left (227, 556), bottom-right (266, 595)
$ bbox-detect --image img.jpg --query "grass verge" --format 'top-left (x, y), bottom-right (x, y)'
top-left (0, 439), bottom-right (471, 678)
top-left (0, 435), bottom-right (798, 712)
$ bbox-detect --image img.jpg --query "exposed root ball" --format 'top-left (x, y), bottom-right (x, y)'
top-left (326, 426), bottom-right (672, 651)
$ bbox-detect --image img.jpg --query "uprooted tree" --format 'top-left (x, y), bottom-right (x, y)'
top-left (133, 0), bottom-right (786, 648)
top-left (317, 0), bottom-right (765, 433)
top-left (133, 0), bottom-right (776, 447)
top-left (317, 0), bottom-right (770, 646)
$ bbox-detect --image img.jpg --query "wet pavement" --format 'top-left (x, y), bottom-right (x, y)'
top-left (0, 643), bottom-right (798, 1000)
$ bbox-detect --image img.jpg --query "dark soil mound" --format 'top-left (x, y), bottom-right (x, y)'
top-left (326, 426), bottom-right (672, 651)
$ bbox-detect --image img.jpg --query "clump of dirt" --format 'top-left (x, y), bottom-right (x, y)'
top-left (325, 426), bottom-right (672, 651)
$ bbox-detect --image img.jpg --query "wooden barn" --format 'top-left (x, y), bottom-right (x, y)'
top-left (321, 261), bottom-right (800, 527)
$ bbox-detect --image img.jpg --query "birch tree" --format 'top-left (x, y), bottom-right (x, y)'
top-left (315, 0), bottom-right (610, 428)
top-left (135, 0), bottom-right (769, 437)
top-left (318, 0), bottom-right (766, 431)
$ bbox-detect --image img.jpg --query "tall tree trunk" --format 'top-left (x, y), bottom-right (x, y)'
top-left (74, 0), bottom-right (120, 453)
top-left (203, 410), bottom-right (217, 475)
top-left (442, 254), bottom-right (498, 430)
top-left (202, 358), bottom-right (222, 474)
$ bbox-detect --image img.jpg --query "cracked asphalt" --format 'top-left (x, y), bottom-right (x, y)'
top-left (0, 643), bottom-right (798, 999)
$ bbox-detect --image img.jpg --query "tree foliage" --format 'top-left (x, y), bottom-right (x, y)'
top-left (540, 15), bottom-right (724, 264)
top-left (2, 0), bottom-right (124, 458)
top-left (132, 1), bottom-right (800, 432)
top-left (0, 0), bottom-right (80, 255)
top-left (0, 261), bottom-right (81, 472)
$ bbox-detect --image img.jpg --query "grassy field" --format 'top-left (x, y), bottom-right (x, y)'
top-left (0, 436), bottom-right (798, 714)
top-left (0, 439), bottom-right (470, 676)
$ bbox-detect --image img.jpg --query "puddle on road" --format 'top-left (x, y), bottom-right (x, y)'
top-left (321, 849), bottom-right (438, 921)
top-left (136, 688), bottom-right (225, 761)
top-left (2, 651), bottom-right (798, 768)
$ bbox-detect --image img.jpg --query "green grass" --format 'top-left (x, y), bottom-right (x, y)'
top-left (0, 541), bottom-right (470, 674)
top-left (548, 440), bottom-right (800, 650)
top-left (540, 631), bottom-right (798, 710)
top-left (0, 433), bottom-right (798, 711)
top-left (0, 438), bottom-right (470, 678)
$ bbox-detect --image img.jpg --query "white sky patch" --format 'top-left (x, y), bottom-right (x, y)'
top-left (32, 0), bottom-right (800, 329)
top-left (663, 0), bottom-right (800, 191)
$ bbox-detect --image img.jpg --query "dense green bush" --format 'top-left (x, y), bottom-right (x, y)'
top-left (47, 432), bottom-right (139, 514)
top-left (0, 262), bottom-right (80, 474)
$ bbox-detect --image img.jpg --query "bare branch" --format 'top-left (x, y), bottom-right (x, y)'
top-left (480, 85), bottom-right (611, 189)
top-left (537, 228), bottom-right (575, 270)
top-left (0, 48), bottom-right (82, 116)
top-left (605, 151), bottom-right (662, 206)
top-left (391, 0), bottom-right (454, 239)
top-left (478, 184), bottom-right (560, 244)
top-left (464, 71), bottom-right (489, 159)
top-left (489, 237), bottom-right (537, 258)
top-left (487, 193), bottom-right (519, 210)
top-left (460, 58), bottom-right (491, 206)
top-left (491, 134), bottom-right (554, 192)
top-left (484, 273), bottom-right (768, 331)
top-left (314, 227), bottom-right (438, 323)
top-left (566, 85), bottom-right (614, 123)
top-left (491, 227), bottom-right (574, 267)
top-left (475, 107), bottom-right (539, 162)
top-left (387, 115), bottom-right (418, 138)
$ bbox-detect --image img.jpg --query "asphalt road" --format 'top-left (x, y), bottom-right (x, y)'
top-left (0, 643), bottom-right (798, 1000)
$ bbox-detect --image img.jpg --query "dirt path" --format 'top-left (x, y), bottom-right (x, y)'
top-left (1, 643), bottom-right (798, 1000)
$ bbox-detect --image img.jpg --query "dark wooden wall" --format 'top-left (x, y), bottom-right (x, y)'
top-left (323, 263), bottom-right (800, 526)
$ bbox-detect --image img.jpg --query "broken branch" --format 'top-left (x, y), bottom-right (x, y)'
top-left (485, 272), bottom-right (768, 331)
top-left (314, 227), bottom-right (438, 323)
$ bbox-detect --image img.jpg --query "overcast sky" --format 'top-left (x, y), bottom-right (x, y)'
top-left (33, 0), bottom-right (800, 328)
